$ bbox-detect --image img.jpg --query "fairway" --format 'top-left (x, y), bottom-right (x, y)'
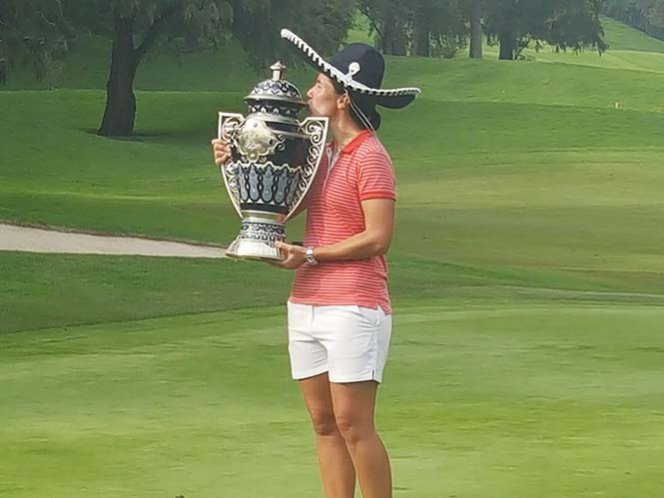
top-left (2, 13), bottom-right (664, 498)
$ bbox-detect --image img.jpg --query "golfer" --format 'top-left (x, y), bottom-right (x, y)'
top-left (212, 29), bottom-right (420, 498)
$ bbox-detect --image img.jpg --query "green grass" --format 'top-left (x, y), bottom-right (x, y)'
top-left (388, 56), bottom-right (664, 111)
top-left (2, 15), bottom-right (664, 498)
top-left (0, 90), bottom-right (242, 242)
top-left (1, 304), bottom-right (663, 497)
top-left (0, 252), bottom-right (290, 333)
top-left (602, 16), bottom-right (664, 53)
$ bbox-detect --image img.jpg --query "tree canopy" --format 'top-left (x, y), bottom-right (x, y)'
top-left (1, 0), bottom-right (354, 135)
top-left (484, 0), bottom-right (607, 60)
top-left (2, 0), bottom-right (615, 135)
top-left (358, 0), bottom-right (607, 60)
top-left (0, 0), bottom-right (74, 81)
top-left (359, 0), bottom-right (467, 57)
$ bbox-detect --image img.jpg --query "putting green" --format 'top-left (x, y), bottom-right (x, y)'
top-left (1, 303), bottom-right (662, 497)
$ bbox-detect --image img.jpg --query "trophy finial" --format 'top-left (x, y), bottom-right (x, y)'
top-left (270, 61), bottom-right (287, 81)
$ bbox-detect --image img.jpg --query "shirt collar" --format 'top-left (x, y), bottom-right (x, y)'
top-left (333, 130), bottom-right (372, 155)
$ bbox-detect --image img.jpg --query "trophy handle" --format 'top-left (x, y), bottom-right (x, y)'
top-left (218, 112), bottom-right (245, 217)
top-left (284, 116), bottom-right (329, 222)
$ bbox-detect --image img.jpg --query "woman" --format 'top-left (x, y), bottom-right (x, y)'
top-left (212, 29), bottom-right (420, 498)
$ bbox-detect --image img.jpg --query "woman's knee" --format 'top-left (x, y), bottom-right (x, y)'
top-left (308, 408), bottom-right (340, 437)
top-left (334, 412), bottom-right (375, 445)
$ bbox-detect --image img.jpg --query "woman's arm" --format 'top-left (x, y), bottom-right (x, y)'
top-left (315, 198), bottom-right (395, 261)
top-left (274, 198), bottom-right (395, 269)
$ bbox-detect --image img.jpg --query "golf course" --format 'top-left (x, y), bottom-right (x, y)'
top-left (1, 15), bottom-right (663, 498)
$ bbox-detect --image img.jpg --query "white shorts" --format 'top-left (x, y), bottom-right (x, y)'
top-left (287, 301), bottom-right (393, 383)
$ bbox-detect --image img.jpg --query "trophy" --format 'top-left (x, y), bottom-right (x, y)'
top-left (218, 62), bottom-right (328, 261)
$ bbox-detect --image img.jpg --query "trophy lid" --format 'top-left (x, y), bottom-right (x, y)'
top-left (244, 61), bottom-right (306, 108)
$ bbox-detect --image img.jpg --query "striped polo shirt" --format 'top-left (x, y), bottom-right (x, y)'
top-left (289, 129), bottom-right (396, 314)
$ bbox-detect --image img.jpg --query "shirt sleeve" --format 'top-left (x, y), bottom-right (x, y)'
top-left (357, 149), bottom-right (397, 202)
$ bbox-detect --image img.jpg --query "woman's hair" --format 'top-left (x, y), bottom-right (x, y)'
top-left (332, 79), bottom-right (381, 131)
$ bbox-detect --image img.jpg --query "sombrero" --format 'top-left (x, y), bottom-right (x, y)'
top-left (280, 28), bottom-right (421, 110)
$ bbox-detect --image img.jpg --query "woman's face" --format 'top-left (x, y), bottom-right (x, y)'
top-left (306, 73), bottom-right (343, 118)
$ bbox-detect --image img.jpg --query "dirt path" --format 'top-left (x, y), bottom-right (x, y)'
top-left (0, 223), bottom-right (226, 259)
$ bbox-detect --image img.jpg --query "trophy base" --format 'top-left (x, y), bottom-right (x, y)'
top-left (226, 217), bottom-right (285, 261)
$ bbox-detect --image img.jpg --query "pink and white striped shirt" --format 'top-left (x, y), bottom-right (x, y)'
top-left (289, 130), bottom-right (396, 314)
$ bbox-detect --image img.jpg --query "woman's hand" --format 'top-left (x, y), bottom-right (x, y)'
top-left (211, 138), bottom-right (231, 168)
top-left (270, 241), bottom-right (307, 270)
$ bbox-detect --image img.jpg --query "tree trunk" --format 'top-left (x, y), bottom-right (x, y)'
top-left (413, 19), bottom-right (430, 56)
top-left (379, 20), bottom-right (389, 53)
top-left (469, 0), bottom-right (483, 59)
top-left (98, 15), bottom-right (138, 136)
top-left (0, 58), bottom-right (7, 85)
top-left (498, 31), bottom-right (515, 60)
top-left (413, 28), bottom-right (430, 56)
top-left (392, 29), bottom-right (407, 56)
top-left (382, 13), bottom-right (407, 56)
top-left (413, 1), bottom-right (430, 57)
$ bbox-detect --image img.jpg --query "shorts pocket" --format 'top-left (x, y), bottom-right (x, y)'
top-left (287, 301), bottom-right (312, 333)
top-left (356, 305), bottom-right (382, 327)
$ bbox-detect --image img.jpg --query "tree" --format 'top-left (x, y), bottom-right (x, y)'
top-left (469, 0), bottom-right (483, 58)
top-left (359, 0), bottom-right (466, 57)
top-left (0, 0), bottom-right (74, 82)
top-left (229, 0), bottom-right (355, 68)
top-left (92, 0), bottom-right (354, 136)
top-left (412, 0), bottom-right (434, 56)
top-left (414, 0), bottom-right (467, 58)
top-left (359, 0), bottom-right (410, 55)
top-left (546, 0), bottom-right (608, 54)
top-left (95, 1), bottom-right (218, 137)
top-left (484, 0), bottom-right (521, 59)
top-left (3, 0), bottom-right (354, 136)
top-left (639, 0), bottom-right (664, 30)
top-left (484, 0), bottom-right (607, 60)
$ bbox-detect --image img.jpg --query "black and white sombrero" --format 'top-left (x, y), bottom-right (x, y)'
top-left (280, 28), bottom-right (421, 110)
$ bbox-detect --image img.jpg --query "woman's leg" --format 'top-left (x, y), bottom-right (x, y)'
top-left (331, 381), bottom-right (392, 498)
top-left (299, 372), bottom-right (356, 498)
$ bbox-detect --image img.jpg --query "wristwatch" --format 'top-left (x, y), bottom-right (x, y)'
top-left (305, 247), bottom-right (318, 266)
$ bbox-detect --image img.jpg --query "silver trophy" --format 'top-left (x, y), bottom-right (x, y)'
top-left (218, 62), bottom-right (328, 261)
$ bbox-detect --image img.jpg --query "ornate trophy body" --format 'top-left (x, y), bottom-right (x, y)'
top-left (218, 62), bottom-right (328, 261)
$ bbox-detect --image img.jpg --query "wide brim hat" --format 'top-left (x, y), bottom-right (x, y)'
top-left (280, 28), bottom-right (421, 109)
